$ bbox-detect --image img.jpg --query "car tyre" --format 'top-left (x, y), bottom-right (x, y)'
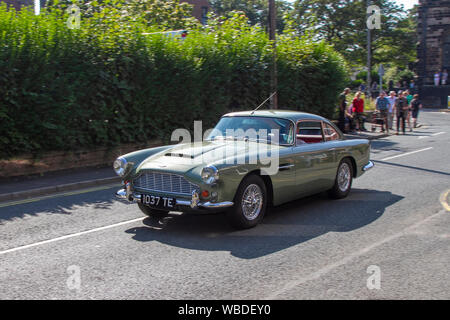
top-left (138, 203), bottom-right (169, 218)
top-left (228, 175), bottom-right (267, 229)
top-left (328, 158), bottom-right (353, 199)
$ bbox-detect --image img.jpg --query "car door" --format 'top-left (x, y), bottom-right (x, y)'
top-left (320, 121), bottom-right (343, 189)
top-left (293, 120), bottom-right (334, 197)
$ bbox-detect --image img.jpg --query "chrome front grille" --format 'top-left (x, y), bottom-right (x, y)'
top-left (133, 172), bottom-right (198, 196)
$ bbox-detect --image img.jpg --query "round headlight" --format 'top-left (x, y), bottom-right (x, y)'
top-left (201, 166), bottom-right (219, 185)
top-left (113, 157), bottom-right (128, 177)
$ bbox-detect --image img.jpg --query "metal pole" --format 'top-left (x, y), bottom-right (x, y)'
top-left (367, 0), bottom-right (372, 101)
top-left (269, 0), bottom-right (278, 109)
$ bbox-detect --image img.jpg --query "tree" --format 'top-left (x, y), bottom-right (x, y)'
top-left (209, 0), bottom-right (292, 32)
top-left (289, 0), bottom-right (416, 69)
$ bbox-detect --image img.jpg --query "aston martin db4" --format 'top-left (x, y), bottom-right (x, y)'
top-left (114, 110), bottom-right (373, 229)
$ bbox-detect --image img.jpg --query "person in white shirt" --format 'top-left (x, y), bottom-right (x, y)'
top-left (387, 91), bottom-right (397, 130)
top-left (434, 71), bottom-right (441, 86)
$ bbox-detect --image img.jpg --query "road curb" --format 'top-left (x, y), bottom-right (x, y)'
top-left (0, 176), bottom-right (121, 203)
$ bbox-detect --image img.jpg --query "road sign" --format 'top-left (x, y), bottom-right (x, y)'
top-left (378, 64), bottom-right (385, 76)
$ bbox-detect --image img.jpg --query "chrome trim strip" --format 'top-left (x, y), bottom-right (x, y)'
top-left (363, 161), bottom-right (374, 172)
top-left (198, 201), bottom-right (234, 209)
top-left (278, 164), bottom-right (295, 170)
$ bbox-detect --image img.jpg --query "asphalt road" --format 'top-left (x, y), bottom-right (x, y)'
top-left (0, 110), bottom-right (449, 300)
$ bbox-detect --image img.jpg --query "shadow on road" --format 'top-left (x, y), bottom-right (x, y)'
top-left (125, 188), bottom-right (403, 259)
top-left (0, 186), bottom-right (118, 223)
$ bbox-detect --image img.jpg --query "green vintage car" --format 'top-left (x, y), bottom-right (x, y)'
top-left (114, 110), bottom-right (373, 229)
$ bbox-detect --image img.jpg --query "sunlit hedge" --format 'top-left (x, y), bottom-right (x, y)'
top-left (0, 4), bottom-right (348, 158)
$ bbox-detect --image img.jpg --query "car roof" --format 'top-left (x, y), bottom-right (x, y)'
top-left (223, 110), bottom-right (329, 123)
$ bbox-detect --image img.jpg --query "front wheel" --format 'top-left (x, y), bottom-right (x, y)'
top-left (328, 158), bottom-right (353, 199)
top-left (138, 203), bottom-right (169, 218)
top-left (228, 175), bottom-right (267, 229)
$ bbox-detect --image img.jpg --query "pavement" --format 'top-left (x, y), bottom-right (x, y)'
top-left (0, 109), bottom-right (449, 299)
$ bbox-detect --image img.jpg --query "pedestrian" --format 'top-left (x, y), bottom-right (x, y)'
top-left (409, 80), bottom-right (415, 92)
top-left (405, 90), bottom-right (414, 132)
top-left (375, 91), bottom-right (390, 133)
top-left (371, 81), bottom-right (379, 98)
top-left (394, 91), bottom-right (408, 135)
top-left (434, 71), bottom-right (441, 86)
top-left (410, 94), bottom-right (422, 128)
top-left (352, 91), bottom-right (365, 131)
top-left (442, 69), bottom-right (448, 85)
top-left (402, 81), bottom-right (408, 89)
top-left (338, 88), bottom-right (351, 133)
top-left (346, 102), bottom-right (356, 133)
top-left (387, 91), bottom-right (397, 130)
top-left (388, 80), bottom-right (394, 92)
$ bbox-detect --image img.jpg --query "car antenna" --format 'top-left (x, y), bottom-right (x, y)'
top-left (251, 92), bottom-right (276, 115)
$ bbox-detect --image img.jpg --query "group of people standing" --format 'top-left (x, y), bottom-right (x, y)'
top-left (338, 88), bottom-right (423, 135)
top-left (375, 90), bottom-right (422, 135)
top-left (434, 70), bottom-right (448, 86)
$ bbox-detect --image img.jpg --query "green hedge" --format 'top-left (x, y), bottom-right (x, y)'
top-left (0, 6), bottom-right (348, 158)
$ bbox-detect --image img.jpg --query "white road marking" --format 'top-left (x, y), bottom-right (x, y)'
top-left (265, 209), bottom-right (447, 299)
top-left (0, 217), bottom-right (145, 256)
top-left (418, 132), bottom-right (445, 139)
top-left (381, 147), bottom-right (433, 161)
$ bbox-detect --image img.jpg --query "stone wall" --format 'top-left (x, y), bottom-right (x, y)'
top-left (0, 140), bottom-right (162, 178)
top-left (417, 0), bottom-right (450, 107)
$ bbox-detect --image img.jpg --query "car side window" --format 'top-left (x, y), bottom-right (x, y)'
top-left (323, 123), bottom-right (340, 142)
top-left (296, 121), bottom-right (324, 145)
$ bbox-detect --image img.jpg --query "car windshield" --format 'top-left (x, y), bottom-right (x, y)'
top-left (206, 116), bottom-right (294, 145)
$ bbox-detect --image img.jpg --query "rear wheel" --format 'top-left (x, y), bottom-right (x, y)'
top-left (328, 158), bottom-right (353, 199)
top-left (228, 175), bottom-right (267, 229)
top-left (137, 203), bottom-right (169, 218)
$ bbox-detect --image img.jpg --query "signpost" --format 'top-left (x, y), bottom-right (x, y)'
top-left (378, 64), bottom-right (385, 93)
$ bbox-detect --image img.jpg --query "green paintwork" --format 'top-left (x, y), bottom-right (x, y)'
top-left (117, 111), bottom-right (372, 208)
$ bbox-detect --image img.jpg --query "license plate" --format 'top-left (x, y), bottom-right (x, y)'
top-left (141, 194), bottom-right (176, 209)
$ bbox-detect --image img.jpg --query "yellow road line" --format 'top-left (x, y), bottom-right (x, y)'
top-left (0, 183), bottom-right (121, 208)
top-left (440, 189), bottom-right (450, 212)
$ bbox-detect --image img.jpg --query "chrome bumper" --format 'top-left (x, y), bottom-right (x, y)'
top-left (115, 188), bottom-right (234, 210)
top-left (363, 161), bottom-right (374, 172)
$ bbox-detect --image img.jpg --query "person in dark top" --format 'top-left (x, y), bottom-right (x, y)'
top-left (394, 91), bottom-right (409, 135)
top-left (410, 94), bottom-right (422, 128)
top-left (375, 91), bottom-right (390, 133)
top-left (338, 88), bottom-right (350, 132)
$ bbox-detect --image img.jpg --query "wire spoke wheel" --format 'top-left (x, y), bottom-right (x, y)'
top-left (337, 162), bottom-right (351, 192)
top-left (241, 184), bottom-right (263, 221)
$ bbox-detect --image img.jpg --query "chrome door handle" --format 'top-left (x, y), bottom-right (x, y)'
top-left (279, 164), bottom-right (295, 171)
